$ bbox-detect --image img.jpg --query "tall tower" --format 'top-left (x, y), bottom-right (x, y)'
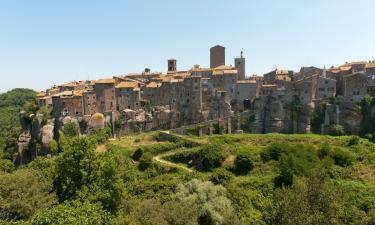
top-left (235, 50), bottom-right (246, 80)
top-left (168, 59), bottom-right (177, 72)
top-left (210, 45), bottom-right (225, 68)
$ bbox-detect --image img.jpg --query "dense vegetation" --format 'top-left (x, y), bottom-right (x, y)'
top-left (0, 89), bottom-right (36, 159)
top-left (1, 130), bottom-right (375, 224)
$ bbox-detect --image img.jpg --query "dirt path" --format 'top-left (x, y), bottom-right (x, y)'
top-left (153, 151), bottom-right (193, 173)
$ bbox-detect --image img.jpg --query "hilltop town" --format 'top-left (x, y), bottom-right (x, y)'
top-left (33, 45), bottom-right (375, 139)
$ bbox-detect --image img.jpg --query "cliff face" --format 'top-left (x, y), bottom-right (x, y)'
top-left (15, 111), bottom-right (55, 165)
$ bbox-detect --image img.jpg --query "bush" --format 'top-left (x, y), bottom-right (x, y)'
top-left (210, 168), bottom-right (233, 185)
top-left (63, 122), bottom-right (79, 137)
top-left (260, 143), bottom-right (291, 162)
top-left (329, 124), bottom-right (345, 136)
top-left (234, 150), bottom-right (254, 175)
top-left (318, 143), bottom-right (332, 159)
top-left (0, 169), bottom-right (56, 220)
top-left (49, 139), bottom-right (59, 154)
top-left (331, 148), bottom-right (355, 167)
top-left (198, 144), bottom-right (227, 171)
top-left (0, 159), bottom-right (14, 173)
top-left (347, 136), bottom-right (360, 146)
top-left (90, 125), bottom-right (112, 144)
top-left (29, 201), bottom-right (110, 225)
top-left (138, 152), bottom-right (153, 171)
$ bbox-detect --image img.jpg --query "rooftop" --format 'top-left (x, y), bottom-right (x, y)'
top-left (115, 81), bottom-right (138, 89)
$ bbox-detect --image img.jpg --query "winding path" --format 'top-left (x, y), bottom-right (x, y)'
top-left (153, 150), bottom-right (193, 173)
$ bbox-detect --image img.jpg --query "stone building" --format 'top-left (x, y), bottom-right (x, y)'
top-left (168, 59), bottom-right (177, 72)
top-left (316, 76), bottom-right (336, 100)
top-left (115, 81), bottom-right (141, 111)
top-left (211, 66), bottom-right (238, 101)
top-left (235, 51), bottom-right (246, 80)
top-left (342, 73), bottom-right (368, 103)
top-left (52, 91), bottom-right (84, 118)
top-left (263, 70), bottom-right (293, 91)
top-left (210, 45), bottom-right (225, 68)
top-left (236, 80), bottom-right (258, 110)
top-left (191, 66), bottom-right (213, 78)
top-left (82, 90), bottom-right (97, 116)
top-left (94, 79), bottom-right (116, 114)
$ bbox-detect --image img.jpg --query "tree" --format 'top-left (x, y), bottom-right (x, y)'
top-left (29, 200), bottom-right (110, 225)
top-left (0, 169), bottom-right (56, 220)
top-left (53, 137), bottom-right (122, 212)
top-left (197, 144), bottom-right (227, 171)
top-left (174, 179), bottom-right (237, 225)
top-left (234, 150), bottom-right (254, 175)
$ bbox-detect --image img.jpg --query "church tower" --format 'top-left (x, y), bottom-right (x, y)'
top-left (235, 50), bottom-right (246, 80)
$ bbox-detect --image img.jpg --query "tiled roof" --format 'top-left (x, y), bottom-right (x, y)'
top-left (213, 65), bottom-right (234, 70)
top-left (366, 63), bottom-right (375, 69)
top-left (145, 82), bottom-right (161, 88)
top-left (115, 81), bottom-right (138, 89)
top-left (95, 78), bottom-right (115, 84)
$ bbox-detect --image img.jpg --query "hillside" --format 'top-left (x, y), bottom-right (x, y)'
top-left (1, 129), bottom-right (375, 224)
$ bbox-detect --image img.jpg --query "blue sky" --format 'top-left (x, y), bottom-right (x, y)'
top-left (1, 0), bottom-right (374, 92)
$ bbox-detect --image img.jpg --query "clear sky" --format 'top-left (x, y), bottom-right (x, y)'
top-left (1, 0), bottom-right (375, 93)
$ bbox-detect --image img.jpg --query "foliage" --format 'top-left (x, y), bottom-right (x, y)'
top-left (311, 106), bottom-right (324, 134)
top-left (174, 179), bottom-right (238, 225)
top-left (266, 174), bottom-right (358, 225)
top-left (0, 169), bottom-right (56, 220)
top-left (210, 168), bottom-right (234, 185)
top-left (234, 150), bottom-right (255, 175)
top-left (138, 152), bottom-right (153, 171)
top-left (330, 148), bottom-right (355, 167)
top-left (90, 124), bottom-right (112, 144)
top-left (63, 122), bottom-right (79, 137)
top-left (53, 137), bottom-right (122, 212)
top-left (197, 144), bottom-right (227, 171)
top-left (0, 159), bottom-right (14, 173)
top-left (329, 124), bottom-right (345, 136)
top-left (347, 135), bottom-right (360, 146)
top-left (27, 156), bottom-right (56, 180)
top-left (318, 143), bottom-right (332, 159)
top-left (0, 89), bottom-right (36, 137)
top-left (260, 142), bottom-right (290, 162)
top-left (29, 201), bottom-right (110, 225)
top-left (360, 95), bottom-right (375, 134)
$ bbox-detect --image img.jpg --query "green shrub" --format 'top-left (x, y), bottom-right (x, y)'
top-left (260, 143), bottom-right (291, 162)
top-left (198, 144), bottom-right (227, 171)
top-left (210, 168), bottom-right (233, 185)
top-left (318, 143), bottom-right (332, 159)
top-left (49, 140), bottom-right (59, 154)
top-left (0, 159), bottom-right (14, 173)
top-left (347, 136), bottom-right (360, 146)
top-left (331, 148), bottom-right (355, 167)
top-left (132, 148), bottom-right (143, 161)
top-left (90, 125), bottom-right (112, 144)
top-left (63, 122), bottom-right (79, 137)
top-left (29, 201), bottom-right (110, 225)
top-left (234, 150), bottom-right (254, 175)
top-left (329, 124), bottom-right (345, 136)
top-left (138, 152), bottom-right (153, 171)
